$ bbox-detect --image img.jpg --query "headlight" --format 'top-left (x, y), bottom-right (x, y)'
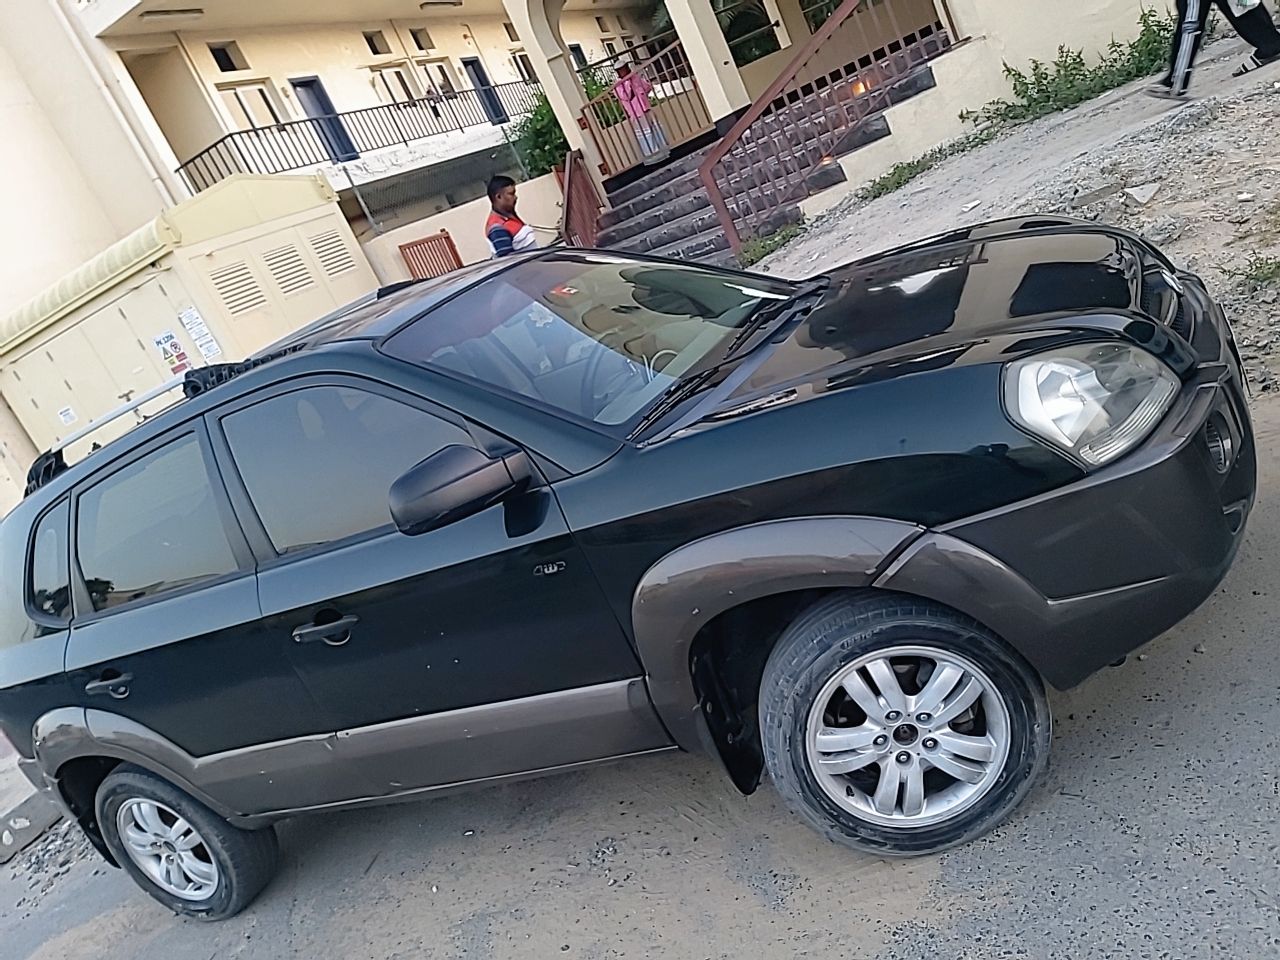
top-left (1004, 342), bottom-right (1179, 466)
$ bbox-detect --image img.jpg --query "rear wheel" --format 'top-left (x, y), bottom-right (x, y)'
top-left (97, 765), bottom-right (278, 920)
top-left (759, 594), bottom-right (1050, 856)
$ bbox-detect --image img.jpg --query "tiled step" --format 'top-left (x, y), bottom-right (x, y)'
top-left (596, 187), bottom-right (712, 246)
top-left (605, 146), bottom-right (715, 207)
top-left (613, 204), bottom-right (723, 255)
top-left (599, 167), bottom-right (704, 228)
top-left (649, 226), bottom-right (732, 264)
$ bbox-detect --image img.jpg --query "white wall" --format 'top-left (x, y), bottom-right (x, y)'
top-left (361, 171), bottom-right (563, 282)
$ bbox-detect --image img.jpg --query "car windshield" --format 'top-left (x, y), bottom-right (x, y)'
top-left (382, 251), bottom-right (795, 427)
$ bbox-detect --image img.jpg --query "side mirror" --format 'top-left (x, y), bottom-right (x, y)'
top-left (389, 445), bottom-right (531, 536)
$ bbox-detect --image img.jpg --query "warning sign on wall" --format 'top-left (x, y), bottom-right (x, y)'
top-left (153, 331), bottom-right (191, 376)
top-left (178, 306), bottom-right (223, 361)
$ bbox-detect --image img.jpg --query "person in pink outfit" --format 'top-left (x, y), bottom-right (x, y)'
top-left (613, 64), bottom-right (669, 163)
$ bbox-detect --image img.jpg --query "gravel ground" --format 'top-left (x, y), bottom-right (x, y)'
top-left (764, 39), bottom-right (1280, 389)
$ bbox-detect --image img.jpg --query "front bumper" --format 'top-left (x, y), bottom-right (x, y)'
top-left (878, 303), bottom-right (1255, 689)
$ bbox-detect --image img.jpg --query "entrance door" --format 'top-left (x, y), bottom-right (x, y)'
top-left (289, 77), bottom-right (359, 162)
top-left (210, 377), bottom-right (657, 794)
top-left (461, 58), bottom-right (509, 125)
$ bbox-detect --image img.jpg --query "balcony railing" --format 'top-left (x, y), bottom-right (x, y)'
top-left (177, 80), bottom-right (542, 193)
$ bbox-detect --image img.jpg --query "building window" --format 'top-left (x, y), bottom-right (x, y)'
top-left (218, 81), bottom-right (286, 130)
top-left (363, 30), bottom-right (392, 56)
top-left (411, 27), bottom-right (434, 51)
top-left (603, 39), bottom-right (618, 57)
top-left (503, 21), bottom-right (520, 42)
top-left (595, 16), bottom-right (607, 32)
top-left (372, 65), bottom-right (418, 104)
top-left (416, 59), bottom-right (458, 96)
top-left (513, 52), bottom-right (536, 83)
top-left (208, 41), bottom-right (248, 73)
top-left (568, 44), bottom-right (587, 68)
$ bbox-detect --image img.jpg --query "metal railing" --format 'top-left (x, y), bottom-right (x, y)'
top-left (560, 149), bottom-right (603, 246)
top-left (699, 0), bottom-right (956, 249)
top-left (177, 80), bottom-right (542, 193)
top-left (581, 36), bottom-right (712, 177)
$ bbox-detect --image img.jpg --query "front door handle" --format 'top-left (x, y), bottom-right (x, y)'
top-left (85, 672), bottom-right (133, 699)
top-left (292, 615), bottom-right (359, 646)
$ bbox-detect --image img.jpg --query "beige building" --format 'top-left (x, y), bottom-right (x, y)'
top-left (0, 0), bottom-right (1159, 515)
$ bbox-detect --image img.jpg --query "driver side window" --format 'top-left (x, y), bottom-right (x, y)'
top-left (221, 385), bottom-right (471, 554)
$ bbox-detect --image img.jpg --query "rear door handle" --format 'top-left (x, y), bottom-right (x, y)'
top-left (85, 673), bottom-right (133, 699)
top-left (292, 615), bottom-right (359, 646)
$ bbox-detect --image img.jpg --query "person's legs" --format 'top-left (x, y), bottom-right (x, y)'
top-left (1223, 1), bottom-right (1280, 73)
top-left (1168, 0), bottom-right (1211, 94)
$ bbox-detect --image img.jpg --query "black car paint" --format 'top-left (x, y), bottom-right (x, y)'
top-left (0, 218), bottom-right (1254, 857)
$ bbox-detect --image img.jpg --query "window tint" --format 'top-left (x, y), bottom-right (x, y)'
top-left (222, 386), bottom-right (471, 554)
top-left (77, 434), bottom-right (239, 613)
top-left (30, 500), bottom-right (70, 623)
top-left (382, 251), bottom-right (792, 427)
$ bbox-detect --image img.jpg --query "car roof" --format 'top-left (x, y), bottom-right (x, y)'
top-left (257, 255), bottom-right (534, 354)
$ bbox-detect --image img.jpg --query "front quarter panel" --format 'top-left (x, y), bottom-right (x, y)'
top-left (632, 516), bottom-right (922, 750)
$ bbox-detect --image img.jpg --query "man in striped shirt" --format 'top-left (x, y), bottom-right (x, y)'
top-left (485, 176), bottom-right (539, 258)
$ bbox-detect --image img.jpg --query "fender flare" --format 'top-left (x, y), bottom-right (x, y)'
top-left (630, 516), bottom-right (923, 751)
top-left (34, 708), bottom-right (261, 826)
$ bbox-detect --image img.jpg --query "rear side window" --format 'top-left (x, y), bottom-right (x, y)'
top-left (77, 434), bottom-right (239, 613)
top-left (222, 385), bottom-right (471, 554)
top-left (29, 500), bottom-right (70, 624)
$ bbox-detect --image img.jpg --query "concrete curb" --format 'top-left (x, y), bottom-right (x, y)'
top-left (0, 792), bottom-right (62, 865)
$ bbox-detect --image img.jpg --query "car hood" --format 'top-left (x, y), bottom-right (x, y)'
top-left (725, 218), bottom-right (1159, 404)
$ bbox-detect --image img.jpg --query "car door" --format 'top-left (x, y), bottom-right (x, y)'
top-left (62, 424), bottom-right (373, 814)
top-left (209, 375), bottom-right (665, 796)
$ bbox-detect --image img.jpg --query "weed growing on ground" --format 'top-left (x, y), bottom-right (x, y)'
top-left (740, 222), bottom-right (805, 265)
top-left (856, 8), bottom-right (1175, 202)
top-left (960, 9), bottom-right (1175, 128)
top-left (1223, 253), bottom-right (1280, 286)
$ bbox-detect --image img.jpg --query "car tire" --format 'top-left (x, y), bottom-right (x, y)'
top-left (759, 592), bottom-right (1050, 856)
top-left (96, 765), bottom-right (279, 920)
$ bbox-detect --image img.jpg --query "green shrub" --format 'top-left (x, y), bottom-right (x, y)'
top-left (510, 70), bottom-right (618, 176)
top-left (860, 8), bottom-right (1175, 201)
top-left (959, 8), bottom-right (1175, 128)
top-left (740, 222), bottom-right (804, 265)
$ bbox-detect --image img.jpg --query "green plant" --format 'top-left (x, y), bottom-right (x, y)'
top-left (959, 8), bottom-right (1175, 128)
top-left (859, 8), bottom-right (1175, 201)
top-left (1223, 254), bottom-right (1280, 286)
top-left (858, 129), bottom-right (997, 201)
top-left (510, 94), bottom-right (567, 177)
top-left (510, 70), bottom-right (619, 176)
top-left (740, 222), bottom-right (805, 265)
top-left (650, 0), bottom-right (777, 67)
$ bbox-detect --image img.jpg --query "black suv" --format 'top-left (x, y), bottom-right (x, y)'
top-left (0, 217), bottom-right (1253, 920)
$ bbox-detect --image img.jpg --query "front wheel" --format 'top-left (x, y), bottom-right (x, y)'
top-left (97, 765), bottom-right (279, 920)
top-left (759, 594), bottom-right (1051, 856)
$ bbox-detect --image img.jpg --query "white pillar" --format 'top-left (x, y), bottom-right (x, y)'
top-left (665, 0), bottom-right (752, 125)
top-left (501, 0), bottom-right (608, 186)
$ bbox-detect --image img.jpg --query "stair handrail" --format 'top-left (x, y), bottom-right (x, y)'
top-left (697, 0), bottom-right (869, 253)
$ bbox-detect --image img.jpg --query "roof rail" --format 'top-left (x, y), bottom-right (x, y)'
top-left (24, 342), bottom-right (308, 497)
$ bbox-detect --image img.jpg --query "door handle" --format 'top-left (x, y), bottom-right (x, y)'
top-left (292, 615), bottom-right (359, 647)
top-left (85, 672), bottom-right (133, 699)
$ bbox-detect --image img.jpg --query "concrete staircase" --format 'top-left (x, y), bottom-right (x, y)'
top-left (595, 147), bottom-right (763, 268)
top-left (594, 62), bottom-right (940, 264)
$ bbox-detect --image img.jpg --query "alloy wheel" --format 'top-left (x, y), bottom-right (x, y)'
top-left (804, 645), bottom-right (1012, 828)
top-left (116, 797), bottom-right (220, 901)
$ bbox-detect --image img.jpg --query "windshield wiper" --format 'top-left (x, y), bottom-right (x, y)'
top-left (723, 277), bottom-right (831, 359)
top-left (629, 367), bottom-right (721, 439)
